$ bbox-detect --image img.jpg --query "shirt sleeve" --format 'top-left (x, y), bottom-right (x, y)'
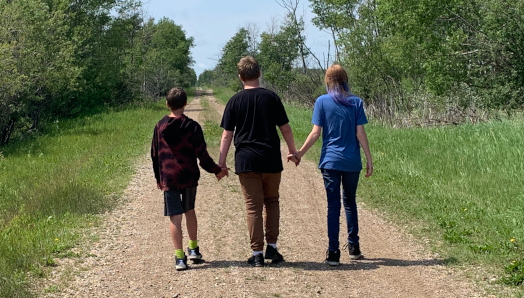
top-left (220, 98), bottom-right (236, 131)
top-left (274, 94), bottom-right (289, 127)
top-left (355, 97), bottom-right (368, 126)
top-left (311, 97), bottom-right (324, 127)
top-left (151, 125), bottom-right (160, 183)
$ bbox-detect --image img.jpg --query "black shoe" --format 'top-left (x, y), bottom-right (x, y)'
top-left (175, 255), bottom-right (188, 271)
top-left (348, 243), bottom-right (363, 260)
top-left (187, 246), bottom-right (203, 263)
top-left (265, 245), bottom-right (284, 263)
top-left (247, 253), bottom-right (264, 267)
top-left (325, 249), bottom-right (340, 266)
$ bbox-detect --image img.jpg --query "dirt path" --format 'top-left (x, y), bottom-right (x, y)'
top-left (43, 90), bottom-right (488, 297)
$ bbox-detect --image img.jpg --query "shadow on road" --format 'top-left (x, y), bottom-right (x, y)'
top-left (185, 257), bottom-right (451, 272)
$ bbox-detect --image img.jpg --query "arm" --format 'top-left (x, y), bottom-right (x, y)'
top-left (356, 125), bottom-right (373, 177)
top-left (295, 125), bottom-right (322, 160)
top-left (278, 123), bottom-right (297, 155)
top-left (218, 129), bottom-right (234, 168)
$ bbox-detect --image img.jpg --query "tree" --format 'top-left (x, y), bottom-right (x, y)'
top-left (215, 28), bottom-right (250, 90)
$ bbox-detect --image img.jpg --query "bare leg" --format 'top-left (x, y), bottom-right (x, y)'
top-left (185, 209), bottom-right (198, 241)
top-left (169, 214), bottom-right (183, 249)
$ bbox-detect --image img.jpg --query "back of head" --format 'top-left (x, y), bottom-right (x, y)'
top-left (237, 56), bottom-right (261, 81)
top-left (325, 64), bottom-right (349, 91)
top-left (324, 64), bottom-right (354, 107)
top-left (166, 87), bottom-right (187, 110)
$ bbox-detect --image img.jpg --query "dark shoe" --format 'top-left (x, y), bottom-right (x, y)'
top-left (175, 255), bottom-right (188, 271)
top-left (265, 245), bottom-right (284, 263)
top-left (348, 243), bottom-right (363, 260)
top-left (325, 249), bottom-right (340, 266)
top-left (187, 246), bottom-right (203, 263)
top-left (247, 253), bottom-right (265, 267)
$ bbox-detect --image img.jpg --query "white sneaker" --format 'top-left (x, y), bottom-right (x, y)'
top-left (175, 256), bottom-right (188, 271)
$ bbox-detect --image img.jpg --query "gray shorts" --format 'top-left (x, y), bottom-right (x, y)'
top-left (164, 187), bottom-right (197, 216)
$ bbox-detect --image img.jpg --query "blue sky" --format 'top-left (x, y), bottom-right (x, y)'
top-left (142, 0), bottom-right (331, 76)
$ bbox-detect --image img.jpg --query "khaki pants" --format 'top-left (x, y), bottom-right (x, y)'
top-left (238, 172), bottom-right (282, 252)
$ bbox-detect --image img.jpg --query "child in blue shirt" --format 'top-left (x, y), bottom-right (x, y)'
top-left (293, 64), bottom-right (373, 266)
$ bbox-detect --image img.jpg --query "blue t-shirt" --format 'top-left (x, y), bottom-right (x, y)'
top-left (312, 94), bottom-right (368, 172)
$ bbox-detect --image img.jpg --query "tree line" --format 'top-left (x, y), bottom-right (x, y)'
top-left (200, 0), bottom-right (524, 124)
top-left (0, 0), bottom-right (195, 145)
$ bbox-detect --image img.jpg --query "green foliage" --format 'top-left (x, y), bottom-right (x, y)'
top-left (139, 18), bottom-right (195, 96)
top-left (0, 101), bottom-right (168, 297)
top-left (309, 0), bottom-right (524, 116)
top-left (0, 0), bottom-right (196, 146)
top-left (502, 260), bottom-right (524, 286)
top-left (212, 28), bottom-right (250, 90)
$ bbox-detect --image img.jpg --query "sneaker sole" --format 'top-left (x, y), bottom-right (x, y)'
top-left (349, 254), bottom-right (363, 260)
top-left (188, 255), bottom-right (202, 260)
top-left (325, 260), bottom-right (340, 266)
top-left (175, 266), bottom-right (188, 271)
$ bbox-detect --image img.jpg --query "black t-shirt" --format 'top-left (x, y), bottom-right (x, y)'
top-left (220, 87), bottom-right (289, 173)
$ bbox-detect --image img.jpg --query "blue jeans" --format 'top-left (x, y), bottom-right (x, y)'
top-left (321, 169), bottom-right (361, 251)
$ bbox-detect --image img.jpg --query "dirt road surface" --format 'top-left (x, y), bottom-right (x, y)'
top-left (41, 90), bottom-right (488, 298)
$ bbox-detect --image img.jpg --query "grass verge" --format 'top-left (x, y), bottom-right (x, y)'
top-left (0, 100), bottom-right (170, 297)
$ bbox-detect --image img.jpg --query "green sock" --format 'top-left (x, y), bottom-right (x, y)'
top-left (188, 240), bottom-right (198, 250)
top-left (175, 249), bottom-right (185, 259)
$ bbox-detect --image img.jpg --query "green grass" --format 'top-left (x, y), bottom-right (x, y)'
top-left (359, 121), bottom-right (524, 281)
top-left (211, 87), bottom-right (234, 105)
top-left (288, 103), bottom-right (524, 293)
top-left (0, 100), bottom-right (171, 297)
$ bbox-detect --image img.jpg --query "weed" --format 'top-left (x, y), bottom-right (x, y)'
top-left (501, 260), bottom-right (524, 286)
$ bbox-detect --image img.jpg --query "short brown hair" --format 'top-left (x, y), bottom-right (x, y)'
top-left (166, 87), bottom-right (187, 110)
top-left (237, 56), bottom-right (260, 81)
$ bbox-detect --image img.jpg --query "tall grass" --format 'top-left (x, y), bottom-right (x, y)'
top-left (0, 101), bottom-right (170, 297)
top-left (359, 121), bottom-right (524, 267)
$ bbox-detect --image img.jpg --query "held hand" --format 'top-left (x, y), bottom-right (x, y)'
top-left (365, 160), bottom-right (373, 177)
top-left (216, 167), bottom-right (230, 181)
top-left (287, 152), bottom-right (301, 166)
top-left (157, 183), bottom-right (163, 190)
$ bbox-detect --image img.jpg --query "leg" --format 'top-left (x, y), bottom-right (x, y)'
top-left (262, 172), bottom-right (281, 245)
top-left (169, 214), bottom-right (183, 249)
top-left (239, 172), bottom-right (265, 253)
top-left (164, 190), bottom-right (186, 250)
top-left (321, 168), bottom-right (342, 251)
top-left (182, 187), bottom-right (198, 242)
top-left (185, 209), bottom-right (197, 241)
top-left (341, 171), bottom-right (361, 245)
